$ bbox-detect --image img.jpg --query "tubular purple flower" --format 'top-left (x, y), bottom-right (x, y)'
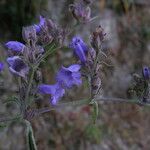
top-left (142, 66), bottom-right (150, 80)
top-left (0, 62), bottom-right (4, 72)
top-left (5, 41), bottom-right (25, 52)
top-left (56, 64), bottom-right (82, 88)
top-left (70, 36), bottom-right (88, 63)
top-left (34, 16), bottom-right (45, 33)
top-left (38, 83), bottom-right (65, 105)
top-left (7, 56), bottom-right (29, 78)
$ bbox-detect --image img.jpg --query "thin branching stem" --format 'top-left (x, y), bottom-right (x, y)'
top-left (1, 96), bottom-right (149, 123)
top-left (35, 44), bottom-right (57, 68)
top-left (32, 96), bottom-right (149, 119)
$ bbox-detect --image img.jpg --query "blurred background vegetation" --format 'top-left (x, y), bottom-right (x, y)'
top-left (0, 0), bottom-right (150, 149)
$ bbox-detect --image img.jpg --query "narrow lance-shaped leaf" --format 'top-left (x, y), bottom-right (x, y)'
top-left (25, 120), bottom-right (37, 150)
top-left (90, 101), bottom-right (99, 124)
top-left (0, 123), bottom-right (7, 131)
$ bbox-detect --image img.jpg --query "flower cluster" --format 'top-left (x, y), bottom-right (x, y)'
top-left (4, 13), bottom-right (93, 108)
top-left (34, 16), bottom-right (68, 45)
top-left (5, 16), bottom-right (67, 78)
top-left (38, 35), bottom-right (90, 105)
top-left (2, 16), bottom-right (67, 110)
top-left (0, 14), bottom-right (105, 109)
top-left (38, 64), bottom-right (82, 105)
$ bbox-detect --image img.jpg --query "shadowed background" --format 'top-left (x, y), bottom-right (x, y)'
top-left (0, 0), bottom-right (150, 149)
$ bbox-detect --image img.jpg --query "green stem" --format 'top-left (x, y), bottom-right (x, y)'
top-left (18, 77), bottom-right (24, 114)
top-left (1, 97), bottom-right (148, 123)
top-left (35, 44), bottom-right (57, 68)
top-left (30, 97), bottom-right (146, 119)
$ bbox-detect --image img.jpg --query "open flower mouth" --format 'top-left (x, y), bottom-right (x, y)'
top-left (7, 56), bottom-right (29, 78)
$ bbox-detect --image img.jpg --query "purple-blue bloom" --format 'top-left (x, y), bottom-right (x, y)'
top-left (7, 56), bottom-right (29, 78)
top-left (142, 66), bottom-right (150, 80)
top-left (56, 64), bottom-right (82, 88)
top-left (70, 36), bottom-right (88, 63)
top-left (5, 41), bottom-right (25, 52)
top-left (34, 16), bottom-right (45, 33)
top-left (0, 62), bottom-right (4, 72)
top-left (38, 83), bottom-right (65, 105)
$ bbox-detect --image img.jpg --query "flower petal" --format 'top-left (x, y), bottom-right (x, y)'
top-left (7, 56), bottom-right (29, 77)
top-left (5, 41), bottom-right (25, 52)
top-left (70, 36), bottom-right (88, 63)
top-left (35, 16), bottom-right (46, 33)
top-left (56, 64), bottom-right (82, 88)
top-left (142, 67), bottom-right (150, 80)
top-left (38, 83), bottom-right (65, 105)
top-left (38, 84), bottom-right (55, 95)
top-left (68, 64), bottom-right (81, 72)
top-left (0, 62), bottom-right (4, 72)
top-left (6, 56), bottom-right (20, 66)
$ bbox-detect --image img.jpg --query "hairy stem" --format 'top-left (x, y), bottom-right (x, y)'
top-left (35, 44), bottom-right (57, 68)
top-left (1, 96), bottom-right (149, 123)
top-left (31, 96), bottom-right (148, 119)
top-left (25, 67), bottom-right (35, 107)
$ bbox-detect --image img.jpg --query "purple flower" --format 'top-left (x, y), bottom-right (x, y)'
top-left (0, 62), bottom-right (4, 72)
top-left (5, 41), bottom-right (25, 52)
top-left (7, 56), bottom-right (29, 78)
top-left (142, 66), bottom-right (150, 80)
top-left (34, 16), bottom-right (45, 33)
top-left (38, 83), bottom-right (65, 105)
top-left (70, 36), bottom-right (88, 63)
top-left (56, 64), bottom-right (82, 88)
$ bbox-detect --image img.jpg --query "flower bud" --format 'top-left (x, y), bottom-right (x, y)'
top-left (69, 2), bottom-right (91, 23)
top-left (34, 16), bottom-right (46, 33)
top-left (0, 62), bottom-right (4, 72)
top-left (91, 25), bottom-right (106, 50)
top-left (70, 36), bottom-right (88, 63)
top-left (22, 26), bottom-right (37, 45)
top-left (5, 41), bottom-right (25, 52)
top-left (142, 66), bottom-right (150, 80)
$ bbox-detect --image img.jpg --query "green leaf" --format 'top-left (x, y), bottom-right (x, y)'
top-left (0, 123), bottom-right (7, 131)
top-left (26, 120), bottom-right (37, 150)
top-left (85, 124), bottom-right (101, 143)
top-left (90, 101), bottom-right (99, 124)
top-left (3, 96), bottom-right (20, 106)
top-left (35, 43), bottom-right (57, 68)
